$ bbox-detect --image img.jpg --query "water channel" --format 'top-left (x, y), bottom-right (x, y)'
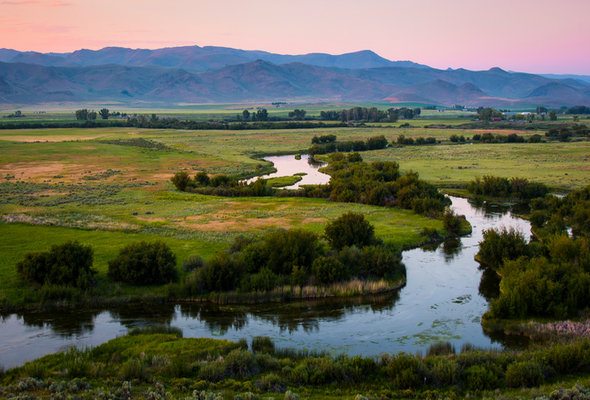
top-left (0, 155), bottom-right (531, 369)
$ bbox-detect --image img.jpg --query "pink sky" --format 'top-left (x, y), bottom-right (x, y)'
top-left (1, 0), bottom-right (589, 74)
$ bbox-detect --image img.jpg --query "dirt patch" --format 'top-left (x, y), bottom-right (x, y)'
top-left (180, 216), bottom-right (291, 232)
top-left (0, 162), bottom-right (104, 182)
top-left (0, 135), bottom-right (105, 143)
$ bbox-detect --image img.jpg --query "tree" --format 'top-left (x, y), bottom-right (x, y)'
top-left (256, 108), bottom-right (268, 121)
top-left (536, 106), bottom-right (548, 114)
top-left (88, 110), bottom-right (97, 120)
top-left (324, 212), bottom-right (379, 250)
top-left (99, 108), bottom-right (110, 120)
top-left (242, 109), bottom-right (250, 121)
top-left (16, 241), bottom-right (95, 288)
top-left (75, 109), bottom-right (89, 121)
top-left (549, 111), bottom-right (557, 121)
top-left (171, 171), bottom-right (191, 191)
top-left (288, 109), bottom-right (306, 120)
top-left (108, 241), bottom-right (177, 285)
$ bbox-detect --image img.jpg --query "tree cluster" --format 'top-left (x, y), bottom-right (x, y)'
top-left (476, 107), bottom-right (504, 122)
top-left (478, 186), bottom-right (590, 319)
top-left (75, 109), bottom-right (97, 121)
top-left (108, 241), bottom-right (178, 285)
top-left (239, 108), bottom-right (269, 121)
top-left (180, 213), bottom-right (403, 294)
top-left (324, 153), bottom-right (450, 216)
top-left (396, 135), bottom-right (437, 145)
top-left (17, 241), bottom-right (95, 288)
top-left (308, 134), bottom-right (388, 155)
top-left (467, 176), bottom-right (549, 200)
top-left (546, 125), bottom-right (589, 142)
top-left (171, 171), bottom-right (274, 197)
top-left (319, 107), bottom-right (420, 123)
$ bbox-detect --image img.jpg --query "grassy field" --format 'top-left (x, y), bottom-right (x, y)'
top-left (363, 142), bottom-right (590, 190)
top-left (0, 125), bottom-right (589, 307)
top-left (0, 127), bottom-right (447, 308)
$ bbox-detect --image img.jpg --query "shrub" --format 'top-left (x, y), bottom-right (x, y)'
top-left (383, 353), bottom-right (427, 389)
top-left (252, 337), bottom-right (275, 354)
top-left (443, 210), bottom-right (466, 237)
top-left (505, 360), bottom-right (545, 388)
top-left (223, 349), bottom-right (258, 378)
top-left (429, 358), bottom-right (459, 387)
top-left (462, 365), bottom-right (500, 390)
top-left (171, 171), bottom-right (191, 191)
top-left (427, 342), bottom-right (456, 356)
top-left (191, 253), bottom-right (241, 293)
top-left (324, 212), bottom-right (379, 250)
top-left (242, 268), bottom-right (280, 292)
top-left (477, 227), bottom-right (528, 270)
top-left (16, 241), bottom-right (95, 288)
top-left (108, 241), bottom-right (177, 285)
top-left (183, 255), bottom-right (204, 272)
top-left (359, 245), bottom-right (403, 279)
top-left (312, 256), bottom-right (348, 284)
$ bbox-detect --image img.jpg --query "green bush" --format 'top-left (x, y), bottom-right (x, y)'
top-left (252, 337), bottom-right (275, 354)
top-left (462, 365), bottom-right (500, 390)
top-left (182, 255), bottom-right (204, 272)
top-left (427, 342), bottom-right (456, 356)
top-left (443, 210), bottom-right (465, 237)
top-left (312, 256), bottom-right (348, 284)
top-left (108, 241), bottom-right (177, 285)
top-left (16, 241), bottom-right (95, 288)
top-left (383, 353), bottom-right (427, 389)
top-left (359, 245), bottom-right (403, 279)
top-left (223, 349), bottom-right (258, 378)
top-left (324, 212), bottom-right (379, 250)
top-left (505, 360), bottom-right (545, 388)
top-left (171, 171), bottom-right (191, 191)
top-left (429, 358), bottom-right (459, 387)
top-left (477, 227), bottom-right (528, 270)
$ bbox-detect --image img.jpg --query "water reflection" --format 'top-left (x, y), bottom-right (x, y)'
top-left (246, 154), bottom-right (331, 189)
top-left (0, 196), bottom-right (533, 369)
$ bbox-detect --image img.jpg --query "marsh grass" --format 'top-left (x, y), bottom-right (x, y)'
top-left (179, 278), bottom-right (404, 305)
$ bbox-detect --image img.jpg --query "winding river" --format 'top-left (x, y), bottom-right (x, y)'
top-left (0, 155), bottom-right (531, 369)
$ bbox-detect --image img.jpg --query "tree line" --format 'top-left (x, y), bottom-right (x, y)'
top-left (171, 153), bottom-right (454, 218)
top-left (319, 107), bottom-right (421, 122)
top-left (308, 134), bottom-right (389, 155)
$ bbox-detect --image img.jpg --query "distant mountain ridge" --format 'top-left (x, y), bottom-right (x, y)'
top-left (0, 45), bottom-right (428, 72)
top-left (0, 45), bottom-right (589, 106)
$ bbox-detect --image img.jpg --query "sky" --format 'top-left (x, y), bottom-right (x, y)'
top-left (1, 0), bottom-right (589, 74)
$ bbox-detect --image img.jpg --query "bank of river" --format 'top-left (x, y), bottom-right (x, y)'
top-left (0, 155), bottom-right (533, 369)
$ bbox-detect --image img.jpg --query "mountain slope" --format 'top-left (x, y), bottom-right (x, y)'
top-left (0, 46), bottom-right (427, 72)
top-left (0, 60), bottom-right (589, 106)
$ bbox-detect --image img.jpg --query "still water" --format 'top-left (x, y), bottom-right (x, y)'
top-left (245, 154), bottom-right (330, 189)
top-left (0, 157), bottom-right (532, 369)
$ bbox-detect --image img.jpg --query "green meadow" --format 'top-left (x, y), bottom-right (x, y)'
top-left (0, 123), bottom-right (588, 307)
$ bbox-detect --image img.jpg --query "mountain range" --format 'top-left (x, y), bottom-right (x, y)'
top-left (0, 45), bottom-right (589, 107)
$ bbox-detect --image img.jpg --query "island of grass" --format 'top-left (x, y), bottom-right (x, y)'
top-left (264, 174), bottom-right (303, 188)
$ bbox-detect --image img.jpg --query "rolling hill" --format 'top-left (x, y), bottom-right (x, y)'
top-left (0, 45), bottom-right (589, 106)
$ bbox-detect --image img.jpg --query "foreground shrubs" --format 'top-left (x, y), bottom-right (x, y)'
top-left (16, 241), bottom-right (95, 288)
top-left (108, 241), bottom-right (177, 285)
top-left (9, 333), bottom-right (590, 396)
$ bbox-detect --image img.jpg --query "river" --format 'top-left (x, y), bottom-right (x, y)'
top-left (0, 155), bottom-right (531, 369)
